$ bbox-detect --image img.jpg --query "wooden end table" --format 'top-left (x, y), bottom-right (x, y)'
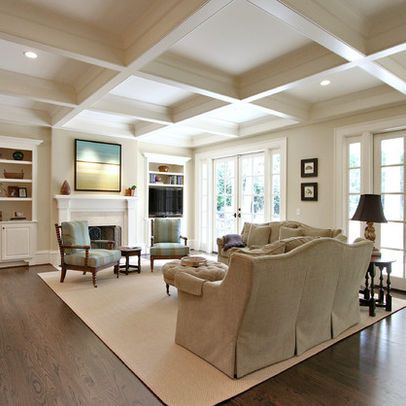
top-left (360, 256), bottom-right (394, 316)
top-left (119, 247), bottom-right (142, 275)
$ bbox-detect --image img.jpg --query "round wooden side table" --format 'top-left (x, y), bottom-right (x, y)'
top-left (119, 247), bottom-right (142, 275)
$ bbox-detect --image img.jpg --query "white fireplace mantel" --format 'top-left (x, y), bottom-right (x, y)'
top-left (54, 195), bottom-right (137, 246)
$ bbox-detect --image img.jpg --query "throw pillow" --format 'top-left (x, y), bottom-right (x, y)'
top-left (334, 234), bottom-right (347, 242)
top-left (302, 226), bottom-right (332, 237)
top-left (261, 240), bottom-right (286, 255)
top-left (241, 222), bottom-right (253, 243)
top-left (283, 236), bottom-right (315, 252)
top-left (223, 234), bottom-right (245, 251)
top-left (247, 225), bottom-right (272, 247)
top-left (279, 226), bottom-right (304, 239)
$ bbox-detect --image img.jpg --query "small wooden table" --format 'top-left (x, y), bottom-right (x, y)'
top-left (119, 247), bottom-right (141, 275)
top-left (360, 256), bottom-right (394, 316)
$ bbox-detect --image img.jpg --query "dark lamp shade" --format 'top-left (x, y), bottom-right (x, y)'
top-left (351, 194), bottom-right (387, 223)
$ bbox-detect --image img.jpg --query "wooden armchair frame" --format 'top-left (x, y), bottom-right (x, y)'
top-left (150, 219), bottom-right (188, 271)
top-left (55, 224), bottom-right (120, 288)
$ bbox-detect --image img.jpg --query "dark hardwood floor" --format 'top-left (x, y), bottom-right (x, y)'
top-left (1, 264), bottom-right (405, 406)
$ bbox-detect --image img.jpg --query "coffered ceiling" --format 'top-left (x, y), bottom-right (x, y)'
top-left (1, 0), bottom-right (406, 147)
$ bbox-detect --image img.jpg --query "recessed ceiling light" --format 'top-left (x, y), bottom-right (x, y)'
top-left (320, 79), bottom-right (331, 86)
top-left (24, 51), bottom-right (38, 59)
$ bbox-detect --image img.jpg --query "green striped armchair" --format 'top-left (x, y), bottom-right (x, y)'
top-left (55, 221), bottom-right (121, 288)
top-left (150, 218), bottom-right (189, 271)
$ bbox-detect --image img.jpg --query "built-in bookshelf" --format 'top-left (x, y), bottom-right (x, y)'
top-left (0, 137), bottom-right (42, 265)
top-left (148, 164), bottom-right (184, 187)
top-left (0, 145), bottom-right (34, 221)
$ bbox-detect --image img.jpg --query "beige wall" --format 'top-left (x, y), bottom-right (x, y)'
top-left (194, 104), bottom-right (406, 233)
top-left (51, 129), bottom-right (193, 249)
top-left (0, 123), bottom-right (51, 251)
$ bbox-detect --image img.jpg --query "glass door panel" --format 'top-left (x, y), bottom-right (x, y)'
top-left (239, 153), bottom-right (265, 227)
top-left (214, 157), bottom-right (237, 243)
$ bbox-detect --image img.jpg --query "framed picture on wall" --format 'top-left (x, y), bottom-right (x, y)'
top-left (301, 182), bottom-right (318, 201)
top-left (75, 139), bottom-right (122, 192)
top-left (301, 158), bottom-right (318, 177)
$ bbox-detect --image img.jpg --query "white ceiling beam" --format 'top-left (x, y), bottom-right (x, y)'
top-left (248, 0), bottom-right (364, 61)
top-left (252, 93), bottom-right (310, 121)
top-left (54, 0), bottom-right (233, 128)
top-left (0, 104), bottom-right (50, 127)
top-left (0, 69), bottom-right (76, 107)
top-left (310, 86), bottom-right (406, 121)
top-left (239, 44), bottom-right (349, 101)
top-left (249, 0), bottom-right (406, 97)
top-left (171, 95), bottom-right (229, 123)
top-left (0, 12), bottom-right (125, 71)
top-left (63, 119), bottom-right (135, 140)
top-left (91, 95), bottom-right (172, 125)
top-left (357, 60), bottom-right (406, 94)
top-left (133, 122), bottom-right (169, 138)
top-left (273, 0), bottom-right (366, 53)
top-left (124, 0), bottom-right (234, 68)
top-left (239, 116), bottom-right (297, 137)
top-left (181, 117), bottom-right (238, 137)
top-left (139, 54), bottom-right (239, 102)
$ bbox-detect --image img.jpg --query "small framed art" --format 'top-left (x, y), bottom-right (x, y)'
top-left (301, 158), bottom-right (318, 177)
top-left (7, 186), bottom-right (19, 197)
top-left (18, 187), bottom-right (28, 198)
top-left (301, 183), bottom-right (318, 201)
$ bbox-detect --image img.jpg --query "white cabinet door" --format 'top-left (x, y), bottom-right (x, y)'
top-left (1, 223), bottom-right (33, 261)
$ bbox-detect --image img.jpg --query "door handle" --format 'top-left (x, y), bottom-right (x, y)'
top-left (233, 213), bottom-right (237, 218)
top-left (238, 213), bottom-right (241, 218)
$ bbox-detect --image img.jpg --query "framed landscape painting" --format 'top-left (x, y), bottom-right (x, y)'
top-left (75, 139), bottom-right (121, 192)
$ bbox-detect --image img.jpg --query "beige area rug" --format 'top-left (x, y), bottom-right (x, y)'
top-left (39, 264), bottom-right (406, 406)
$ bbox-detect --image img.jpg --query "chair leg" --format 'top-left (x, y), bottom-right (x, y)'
top-left (166, 283), bottom-right (170, 296)
top-left (114, 262), bottom-right (120, 278)
top-left (60, 267), bottom-right (67, 283)
top-left (150, 257), bottom-right (154, 272)
top-left (92, 271), bottom-right (97, 288)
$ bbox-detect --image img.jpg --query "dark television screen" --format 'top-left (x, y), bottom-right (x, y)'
top-left (149, 187), bottom-right (183, 217)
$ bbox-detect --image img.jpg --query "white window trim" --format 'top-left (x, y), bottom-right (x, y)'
top-left (334, 114), bottom-right (406, 230)
top-left (195, 137), bottom-right (287, 252)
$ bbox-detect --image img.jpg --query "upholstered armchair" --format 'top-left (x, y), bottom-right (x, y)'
top-left (150, 218), bottom-right (189, 271)
top-left (55, 221), bottom-right (121, 288)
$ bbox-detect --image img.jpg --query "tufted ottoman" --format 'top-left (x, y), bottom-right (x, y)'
top-left (162, 259), bottom-right (228, 295)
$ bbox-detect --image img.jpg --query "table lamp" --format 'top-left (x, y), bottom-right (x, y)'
top-left (351, 194), bottom-right (387, 257)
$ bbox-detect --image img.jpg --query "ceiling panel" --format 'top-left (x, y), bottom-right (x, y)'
top-left (110, 76), bottom-right (194, 106)
top-left (0, 39), bottom-right (92, 84)
top-left (169, 0), bottom-right (311, 75)
top-left (284, 67), bottom-right (383, 103)
top-left (11, 0), bottom-right (152, 36)
top-left (203, 102), bottom-right (272, 123)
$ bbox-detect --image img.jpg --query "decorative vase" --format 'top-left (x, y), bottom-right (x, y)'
top-left (131, 189), bottom-right (136, 196)
top-left (12, 150), bottom-right (24, 160)
top-left (158, 165), bottom-right (169, 172)
top-left (60, 180), bottom-right (71, 195)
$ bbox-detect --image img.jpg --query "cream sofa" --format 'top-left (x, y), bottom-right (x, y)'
top-left (217, 221), bottom-right (342, 264)
top-left (175, 238), bottom-right (372, 378)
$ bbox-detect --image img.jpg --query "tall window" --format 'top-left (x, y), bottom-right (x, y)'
top-left (271, 151), bottom-right (281, 221)
top-left (200, 161), bottom-right (209, 251)
top-left (346, 140), bottom-right (361, 242)
top-left (375, 134), bottom-right (405, 278)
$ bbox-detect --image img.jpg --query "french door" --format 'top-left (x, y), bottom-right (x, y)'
top-left (374, 133), bottom-right (406, 289)
top-left (213, 152), bottom-right (265, 249)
